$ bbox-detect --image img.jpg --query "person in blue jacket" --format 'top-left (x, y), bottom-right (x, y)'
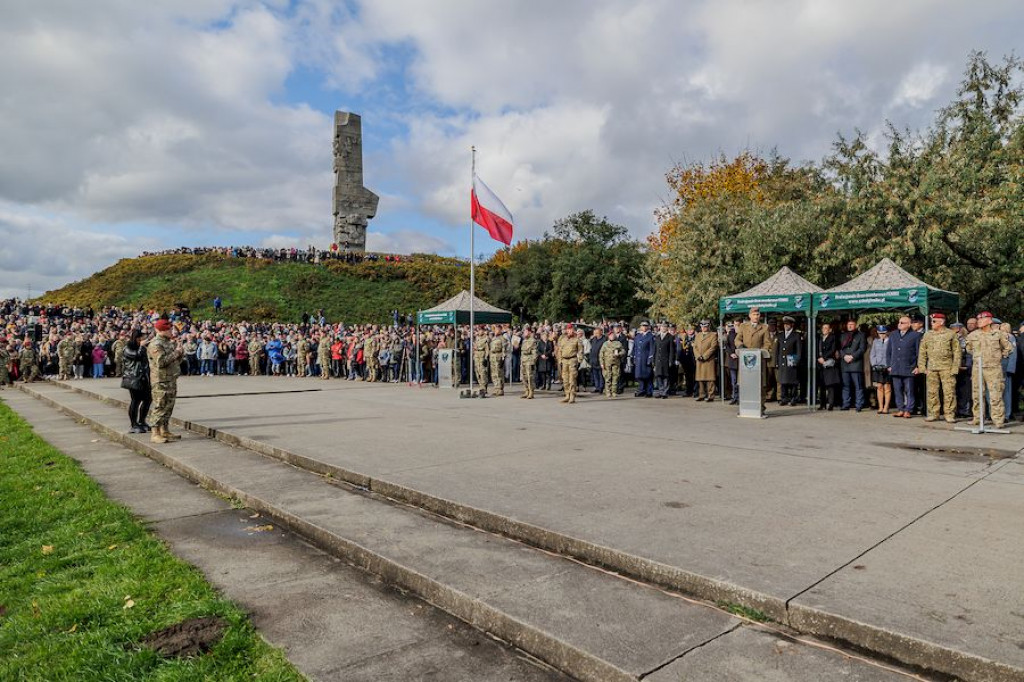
top-left (632, 320), bottom-right (655, 397)
top-left (886, 315), bottom-right (922, 418)
top-left (265, 335), bottom-right (285, 376)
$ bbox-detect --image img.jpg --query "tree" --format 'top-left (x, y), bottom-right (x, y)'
top-left (481, 211), bottom-right (647, 321)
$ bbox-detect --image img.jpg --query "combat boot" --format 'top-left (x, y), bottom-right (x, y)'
top-left (150, 427), bottom-right (168, 444)
top-left (559, 395), bottom-right (569, 403)
top-left (163, 425), bottom-right (182, 441)
top-left (520, 392), bottom-right (528, 399)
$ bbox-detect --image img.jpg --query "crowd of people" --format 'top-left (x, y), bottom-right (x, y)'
top-left (139, 245), bottom-right (456, 266)
top-left (2, 298), bottom-right (1021, 430)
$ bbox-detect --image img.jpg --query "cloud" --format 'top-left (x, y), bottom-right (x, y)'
top-left (2, 0), bottom-right (1023, 295)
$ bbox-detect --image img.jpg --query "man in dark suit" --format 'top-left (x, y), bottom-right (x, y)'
top-left (887, 315), bottom-right (923, 418)
top-left (652, 322), bottom-right (675, 398)
top-left (632, 321), bottom-right (655, 397)
top-left (774, 316), bottom-right (803, 406)
top-left (839, 318), bottom-right (867, 411)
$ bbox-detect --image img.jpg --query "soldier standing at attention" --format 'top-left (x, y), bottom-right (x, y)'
top-left (489, 326), bottom-right (508, 396)
top-left (112, 332), bottom-right (127, 377)
top-left (296, 335), bottom-right (309, 377)
top-left (248, 337), bottom-right (263, 376)
top-left (733, 307), bottom-right (772, 410)
top-left (917, 312), bottom-right (961, 423)
top-left (473, 327), bottom-right (490, 392)
top-left (364, 331), bottom-right (379, 382)
top-left (318, 333), bottom-right (331, 380)
top-left (965, 311), bottom-right (1012, 428)
top-left (693, 320), bottom-right (719, 401)
top-left (0, 338), bottom-right (9, 388)
top-left (599, 327), bottom-right (624, 398)
top-left (519, 327), bottom-right (538, 399)
top-left (148, 318), bottom-right (184, 444)
top-left (557, 324), bottom-right (584, 403)
top-left (57, 332), bottom-right (75, 381)
top-left (19, 339), bottom-right (40, 383)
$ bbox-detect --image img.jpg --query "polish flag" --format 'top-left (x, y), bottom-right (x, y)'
top-left (471, 174), bottom-right (514, 245)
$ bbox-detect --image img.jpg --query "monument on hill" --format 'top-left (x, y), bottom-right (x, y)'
top-left (332, 111), bottom-right (379, 253)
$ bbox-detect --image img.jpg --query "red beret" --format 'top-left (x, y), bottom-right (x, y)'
top-left (930, 312), bottom-right (945, 320)
top-left (977, 311), bottom-right (993, 319)
top-left (154, 319), bottom-right (171, 331)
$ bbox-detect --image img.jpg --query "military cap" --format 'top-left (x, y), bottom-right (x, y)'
top-left (876, 324), bottom-right (889, 333)
top-left (782, 316), bottom-right (795, 323)
top-left (639, 320), bottom-right (650, 327)
top-left (950, 322), bottom-right (964, 329)
top-left (930, 312), bottom-right (946, 320)
top-left (977, 311), bottom-right (993, 319)
top-left (699, 320), bottom-right (710, 326)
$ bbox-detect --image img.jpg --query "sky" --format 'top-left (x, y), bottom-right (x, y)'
top-left (1, 0), bottom-right (1021, 298)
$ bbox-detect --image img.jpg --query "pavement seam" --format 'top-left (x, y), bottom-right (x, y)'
top-left (637, 622), bottom-right (743, 679)
top-left (783, 462), bottom-right (1006, 612)
top-left (21, 380), bottom-right (1024, 682)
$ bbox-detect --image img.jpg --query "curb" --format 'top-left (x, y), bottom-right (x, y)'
top-left (25, 380), bottom-right (1024, 682)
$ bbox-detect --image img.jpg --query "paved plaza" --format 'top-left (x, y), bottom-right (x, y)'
top-left (9, 376), bottom-right (1024, 680)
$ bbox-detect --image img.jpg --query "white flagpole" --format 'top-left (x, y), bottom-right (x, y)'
top-left (469, 146), bottom-right (476, 396)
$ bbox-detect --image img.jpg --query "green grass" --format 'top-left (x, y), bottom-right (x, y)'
top-left (715, 601), bottom-right (773, 623)
top-left (39, 253), bottom-right (472, 323)
top-left (0, 401), bottom-right (306, 682)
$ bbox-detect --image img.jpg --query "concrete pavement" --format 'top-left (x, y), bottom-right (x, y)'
top-left (13, 375), bottom-right (1024, 680)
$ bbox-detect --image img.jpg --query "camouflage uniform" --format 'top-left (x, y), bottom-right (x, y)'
top-left (917, 327), bottom-right (961, 422)
top-left (19, 345), bottom-right (39, 382)
top-left (248, 339), bottom-right (263, 376)
top-left (147, 335), bottom-right (183, 442)
top-left (296, 338), bottom-right (309, 377)
top-left (488, 334), bottom-right (508, 396)
top-left (473, 331), bottom-right (490, 389)
top-left (556, 334), bottom-right (583, 403)
top-left (112, 337), bottom-right (126, 377)
top-left (519, 335), bottom-right (538, 399)
top-left (599, 336), bottom-right (624, 398)
top-left (57, 336), bottom-right (75, 380)
top-left (364, 335), bottom-right (379, 382)
top-left (965, 327), bottom-right (1012, 427)
top-left (318, 337), bottom-right (331, 379)
top-left (0, 345), bottom-right (9, 388)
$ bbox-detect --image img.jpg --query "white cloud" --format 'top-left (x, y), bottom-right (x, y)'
top-left (2, 0), bottom-right (1023, 295)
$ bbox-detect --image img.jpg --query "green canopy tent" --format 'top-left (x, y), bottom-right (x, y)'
top-left (809, 257), bottom-right (960, 407)
top-left (718, 266), bottom-right (823, 407)
top-left (415, 290), bottom-right (512, 386)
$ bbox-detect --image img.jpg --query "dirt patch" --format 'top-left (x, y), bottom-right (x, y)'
top-left (663, 501), bottom-right (691, 509)
top-left (878, 442), bottom-right (1018, 461)
top-left (139, 616), bottom-right (228, 658)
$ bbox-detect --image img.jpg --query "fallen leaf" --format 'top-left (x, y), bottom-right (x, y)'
top-left (32, 601), bottom-right (40, 618)
top-left (91, 439), bottom-right (99, 443)
top-left (123, 598), bottom-right (135, 610)
top-left (41, 545), bottom-right (53, 555)
top-left (244, 524), bottom-right (274, 533)
top-left (249, 512), bottom-right (260, 518)
top-left (107, 544), bottom-right (118, 551)
top-left (67, 623), bottom-right (78, 633)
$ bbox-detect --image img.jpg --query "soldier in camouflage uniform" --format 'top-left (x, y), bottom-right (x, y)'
top-left (917, 312), bottom-right (961, 423)
top-left (556, 324), bottom-right (584, 403)
top-left (296, 336), bottom-right (309, 377)
top-left (147, 319), bottom-right (184, 443)
top-left (965, 311), bottom-right (1012, 427)
top-left (19, 340), bottom-right (40, 383)
top-left (112, 333), bottom-right (126, 377)
top-left (364, 332), bottom-right (379, 382)
top-left (57, 333), bottom-right (75, 381)
top-left (0, 340), bottom-right (10, 388)
top-left (318, 334), bottom-right (331, 379)
top-left (248, 337), bottom-right (264, 376)
top-left (519, 327), bottom-right (538, 399)
top-left (488, 326), bottom-right (508, 396)
top-left (473, 327), bottom-right (490, 392)
top-left (599, 327), bottom-right (625, 398)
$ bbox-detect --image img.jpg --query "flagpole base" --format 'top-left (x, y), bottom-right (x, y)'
top-left (954, 425), bottom-right (1010, 435)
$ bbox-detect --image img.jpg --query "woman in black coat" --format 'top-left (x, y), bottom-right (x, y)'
top-left (816, 322), bottom-right (841, 410)
top-left (121, 329), bottom-right (152, 433)
top-left (536, 333), bottom-right (554, 390)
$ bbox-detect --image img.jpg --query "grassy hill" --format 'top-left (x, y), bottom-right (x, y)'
top-left (40, 253), bottom-right (472, 323)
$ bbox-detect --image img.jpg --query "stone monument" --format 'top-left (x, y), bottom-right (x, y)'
top-left (332, 111), bottom-right (379, 253)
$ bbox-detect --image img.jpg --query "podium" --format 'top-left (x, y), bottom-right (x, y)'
top-left (738, 349), bottom-right (765, 419)
top-left (436, 349), bottom-right (457, 389)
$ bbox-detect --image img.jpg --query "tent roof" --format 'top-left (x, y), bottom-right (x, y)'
top-left (733, 266), bottom-right (824, 297)
top-left (421, 290), bottom-right (510, 315)
top-left (826, 258), bottom-right (954, 294)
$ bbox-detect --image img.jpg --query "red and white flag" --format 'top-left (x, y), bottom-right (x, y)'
top-left (471, 174), bottom-right (514, 245)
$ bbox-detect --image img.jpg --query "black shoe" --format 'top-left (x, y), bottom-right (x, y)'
top-left (128, 425), bottom-right (141, 434)
top-left (827, 405), bottom-right (834, 411)
top-left (140, 423), bottom-right (152, 433)
top-left (855, 407), bottom-right (863, 412)
top-left (779, 400), bottom-right (789, 406)
top-left (728, 398), bottom-right (739, 405)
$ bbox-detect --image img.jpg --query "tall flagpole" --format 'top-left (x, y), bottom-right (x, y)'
top-left (469, 146), bottom-right (476, 396)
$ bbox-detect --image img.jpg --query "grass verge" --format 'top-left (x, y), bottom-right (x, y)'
top-left (0, 400), bottom-right (305, 681)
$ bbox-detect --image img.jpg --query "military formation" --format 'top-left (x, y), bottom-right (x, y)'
top-left (3, 298), bottom-right (1024, 431)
